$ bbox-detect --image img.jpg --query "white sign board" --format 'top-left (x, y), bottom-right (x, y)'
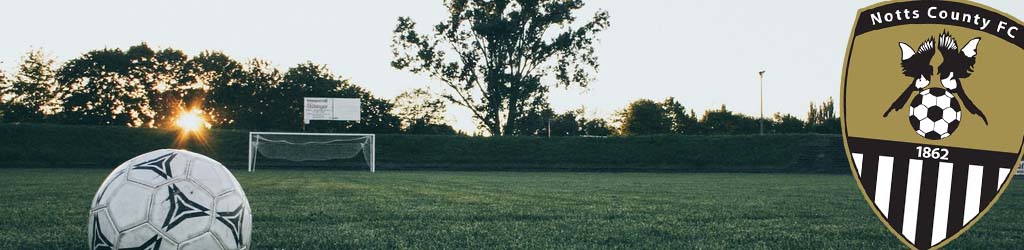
top-left (303, 97), bottom-right (360, 124)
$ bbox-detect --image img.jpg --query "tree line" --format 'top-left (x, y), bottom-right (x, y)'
top-left (610, 97), bottom-right (840, 136)
top-left (0, 45), bottom-right (838, 136)
top-left (0, 45), bottom-right (442, 134)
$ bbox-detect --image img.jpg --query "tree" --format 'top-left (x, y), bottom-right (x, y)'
top-left (263, 62), bottom-right (321, 130)
top-left (0, 67), bottom-right (7, 121)
top-left (184, 51), bottom-right (245, 128)
top-left (700, 105), bottom-right (759, 135)
top-left (617, 99), bottom-right (671, 135)
top-left (403, 120), bottom-right (458, 135)
top-left (235, 59), bottom-right (282, 130)
top-left (579, 118), bottom-right (613, 136)
top-left (661, 97), bottom-right (698, 134)
top-left (393, 88), bottom-right (456, 134)
top-left (771, 112), bottom-right (805, 134)
top-left (2, 49), bottom-right (58, 122)
top-left (548, 110), bottom-right (581, 136)
top-left (55, 48), bottom-right (149, 126)
top-left (555, 108), bottom-right (614, 136)
top-left (513, 107), bottom-right (612, 137)
top-left (807, 97), bottom-right (840, 133)
top-left (510, 106), bottom-right (556, 136)
top-left (615, 98), bottom-right (697, 136)
top-left (145, 48), bottom-right (193, 128)
top-left (123, 44), bottom-right (161, 127)
top-left (391, 0), bottom-right (610, 136)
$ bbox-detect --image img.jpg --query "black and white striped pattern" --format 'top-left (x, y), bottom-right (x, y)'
top-left (853, 152), bottom-right (1011, 249)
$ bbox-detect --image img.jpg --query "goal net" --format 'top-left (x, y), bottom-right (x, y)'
top-left (248, 132), bottom-right (375, 172)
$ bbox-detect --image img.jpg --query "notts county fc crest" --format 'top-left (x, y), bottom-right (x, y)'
top-left (842, 1), bottom-right (1024, 249)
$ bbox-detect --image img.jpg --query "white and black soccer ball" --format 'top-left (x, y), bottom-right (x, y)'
top-left (909, 88), bottom-right (962, 140)
top-left (89, 149), bottom-right (252, 250)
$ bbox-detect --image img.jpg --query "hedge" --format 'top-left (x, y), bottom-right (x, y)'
top-left (0, 123), bottom-right (849, 173)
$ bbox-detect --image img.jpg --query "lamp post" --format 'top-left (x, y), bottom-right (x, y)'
top-left (759, 70), bottom-right (766, 135)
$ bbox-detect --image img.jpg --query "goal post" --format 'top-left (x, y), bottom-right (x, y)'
top-left (248, 132), bottom-right (375, 172)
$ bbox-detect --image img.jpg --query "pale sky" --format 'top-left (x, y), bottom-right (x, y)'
top-left (2, 0), bottom-right (1022, 133)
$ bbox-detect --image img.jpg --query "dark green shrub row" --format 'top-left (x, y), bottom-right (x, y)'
top-left (0, 123), bottom-right (246, 168)
top-left (0, 123), bottom-right (848, 173)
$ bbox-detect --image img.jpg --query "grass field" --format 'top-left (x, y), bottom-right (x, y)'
top-left (1, 168), bottom-right (1022, 249)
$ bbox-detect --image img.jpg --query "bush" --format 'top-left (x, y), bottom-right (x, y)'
top-left (0, 123), bottom-right (847, 173)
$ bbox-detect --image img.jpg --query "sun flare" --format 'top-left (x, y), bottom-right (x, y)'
top-left (175, 109), bottom-right (207, 133)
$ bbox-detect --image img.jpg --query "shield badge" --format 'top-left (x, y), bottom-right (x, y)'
top-left (842, 1), bottom-right (1024, 249)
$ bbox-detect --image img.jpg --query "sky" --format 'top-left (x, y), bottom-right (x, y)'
top-left (1, 0), bottom-right (1022, 133)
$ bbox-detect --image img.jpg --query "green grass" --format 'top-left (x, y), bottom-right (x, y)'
top-left (1, 169), bottom-right (1022, 249)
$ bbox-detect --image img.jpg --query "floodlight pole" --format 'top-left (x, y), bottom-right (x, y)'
top-left (547, 118), bottom-right (551, 138)
top-left (759, 70), bottom-right (766, 135)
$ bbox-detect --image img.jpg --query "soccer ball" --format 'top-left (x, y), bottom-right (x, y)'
top-left (89, 149), bottom-right (252, 250)
top-left (909, 88), bottom-right (962, 140)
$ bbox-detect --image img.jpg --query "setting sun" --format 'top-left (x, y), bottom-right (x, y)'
top-left (175, 109), bottom-right (207, 133)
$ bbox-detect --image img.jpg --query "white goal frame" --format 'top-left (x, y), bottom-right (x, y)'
top-left (248, 132), bottom-right (375, 172)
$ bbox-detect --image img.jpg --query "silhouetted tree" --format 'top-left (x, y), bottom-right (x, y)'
top-left (661, 97), bottom-right (698, 134)
top-left (391, 0), bottom-right (610, 136)
top-left (518, 108), bottom-right (613, 137)
top-left (700, 105), bottom-right (759, 135)
top-left (393, 88), bottom-right (456, 134)
top-left (771, 112), bottom-right (805, 134)
top-left (0, 67), bottom-right (7, 121)
top-left (559, 108), bottom-right (613, 136)
top-left (55, 48), bottom-right (149, 126)
top-left (404, 121), bottom-right (458, 135)
top-left (183, 51), bottom-right (245, 128)
top-left (235, 59), bottom-right (281, 130)
top-left (548, 111), bottom-right (581, 136)
top-left (807, 97), bottom-right (840, 133)
top-left (617, 99), bottom-right (672, 135)
top-left (510, 106), bottom-right (555, 136)
top-left (2, 49), bottom-right (58, 122)
top-left (579, 118), bottom-right (613, 136)
top-left (124, 44), bottom-right (163, 127)
top-left (144, 48), bottom-right (193, 128)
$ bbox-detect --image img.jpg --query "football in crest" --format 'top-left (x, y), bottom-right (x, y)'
top-left (908, 88), bottom-right (962, 140)
top-left (89, 149), bottom-right (252, 250)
